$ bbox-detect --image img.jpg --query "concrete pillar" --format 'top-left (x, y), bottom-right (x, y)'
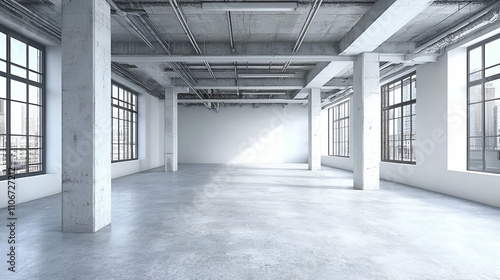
top-left (352, 53), bottom-right (380, 190)
top-left (165, 87), bottom-right (179, 172)
top-left (61, 0), bottom-right (111, 232)
top-left (308, 88), bottom-right (321, 171)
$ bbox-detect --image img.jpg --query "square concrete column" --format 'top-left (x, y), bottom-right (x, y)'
top-left (61, 0), bottom-right (111, 232)
top-left (165, 87), bottom-right (179, 172)
top-left (352, 53), bottom-right (380, 190)
top-left (308, 88), bottom-right (321, 171)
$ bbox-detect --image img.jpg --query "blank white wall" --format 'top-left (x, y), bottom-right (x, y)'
top-left (0, 46), bottom-right (62, 208)
top-left (321, 49), bottom-right (500, 208)
top-left (179, 104), bottom-right (308, 164)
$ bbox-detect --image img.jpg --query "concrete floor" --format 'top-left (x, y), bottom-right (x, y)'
top-left (1, 164), bottom-right (500, 279)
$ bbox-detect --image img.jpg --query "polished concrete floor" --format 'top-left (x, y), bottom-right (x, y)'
top-left (1, 164), bottom-right (500, 279)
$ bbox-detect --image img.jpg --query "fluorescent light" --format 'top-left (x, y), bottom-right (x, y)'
top-left (237, 73), bottom-right (295, 78)
top-left (202, 2), bottom-right (297, 12)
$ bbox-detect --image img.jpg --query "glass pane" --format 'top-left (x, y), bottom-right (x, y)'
top-left (485, 38), bottom-right (500, 68)
top-left (29, 85), bottom-right (41, 104)
top-left (411, 75), bottom-right (417, 100)
top-left (29, 71), bottom-right (42, 83)
top-left (485, 100), bottom-right (500, 137)
top-left (29, 136), bottom-right (41, 148)
top-left (484, 79), bottom-right (500, 101)
top-left (0, 76), bottom-right (5, 98)
top-left (29, 165), bottom-right (41, 172)
top-left (10, 38), bottom-right (27, 67)
top-left (113, 107), bottom-right (118, 118)
top-left (469, 103), bottom-right (483, 137)
top-left (29, 149), bottom-right (41, 164)
top-left (469, 84), bottom-right (482, 103)
top-left (0, 61), bottom-right (5, 73)
top-left (0, 100), bottom-right (5, 134)
top-left (394, 81), bottom-right (401, 105)
top-left (11, 101), bottom-right (27, 135)
top-left (485, 65), bottom-right (500, 78)
top-left (11, 149), bottom-right (26, 173)
top-left (0, 149), bottom-right (6, 175)
top-left (11, 80), bottom-right (26, 102)
top-left (484, 137), bottom-right (500, 172)
top-left (28, 46), bottom-right (41, 72)
top-left (29, 105), bottom-right (41, 135)
top-left (402, 78), bottom-right (411, 102)
top-left (389, 85), bottom-right (395, 106)
top-left (0, 135), bottom-right (6, 149)
top-left (112, 85), bottom-right (118, 98)
top-left (469, 46), bottom-right (482, 73)
top-left (112, 144), bottom-right (118, 161)
top-left (11, 135), bottom-right (26, 148)
top-left (468, 138), bottom-right (483, 171)
top-left (0, 32), bottom-right (5, 60)
top-left (11, 65), bottom-right (26, 78)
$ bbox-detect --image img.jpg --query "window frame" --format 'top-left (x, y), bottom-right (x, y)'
top-left (0, 24), bottom-right (46, 180)
top-left (466, 33), bottom-right (500, 174)
top-left (381, 72), bottom-right (417, 165)
top-left (111, 82), bottom-right (138, 163)
top-left (328, 99), bottom-right (350, 158)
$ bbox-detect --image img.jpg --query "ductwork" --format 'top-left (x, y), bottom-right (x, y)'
top-left (425, 6), bottom-right (500, 53)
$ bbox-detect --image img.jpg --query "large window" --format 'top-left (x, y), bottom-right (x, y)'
top-left (328, 99), bottom-right (349, 157)
top-left (381, 73), bottom-right (416, 164)
top-left (0, 27), bottom-right (44, 178)
top-left (112, 83), bottom-right (138, 162)
top-left (467, 34), bottom-right (500, 174)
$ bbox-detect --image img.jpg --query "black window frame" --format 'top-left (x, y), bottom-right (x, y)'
top-left (466, 33), bottom-right (500, 174)
top-left (328, 99), bottom-right (350, 158)
top-left (111, 82), bottom-right (138, 163)
top-left (0, 24), bottom-right (46, 180)
top-left (381, 72), bottom-right (417, 165)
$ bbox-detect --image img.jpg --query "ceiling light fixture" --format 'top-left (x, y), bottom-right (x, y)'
top-left (202, 2), bottom-right (298, 12)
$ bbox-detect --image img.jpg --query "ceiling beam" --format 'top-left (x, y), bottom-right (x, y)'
top-left (174, 78), bottom-right (305, 89)
top-left (112, 55), bottom-right (357, 64)
top-left (339, 0), bottom-right (434, 55)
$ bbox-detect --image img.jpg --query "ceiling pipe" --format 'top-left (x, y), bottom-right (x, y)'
top-left (106, 0), bottom-right (157, 51)
top-left (0, 0), bottom-right (61, 40)
top-left (226, 11), bottom-right (235, 52)
top-left (169, 0), bottom-right (217, 81)
top-left (282, 0), bottom-right (323, 73)
top-left (423, 6), bottom-right (500, 53)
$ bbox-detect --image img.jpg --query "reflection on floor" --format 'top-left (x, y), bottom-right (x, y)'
top-left (2, 164), bottom-right (500, 279)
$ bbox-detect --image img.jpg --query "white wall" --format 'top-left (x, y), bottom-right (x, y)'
top-left (179, 104), bottom-right (308, 164)
top-left (0, 46), bottom-right (62, 208)
top-left (110, 76), bottom-right (164, 179)
top-left (322, 47), bottom-right (500, 208)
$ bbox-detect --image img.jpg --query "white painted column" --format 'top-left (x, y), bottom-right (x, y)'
top-left (352, 53), bottom-right (380, 190)
top-left (165, 87), bottom-right (179, 172)
top-left (308, 88), bottom-right (321, 171)
top-left (61, 0), bottom-right (111, 232)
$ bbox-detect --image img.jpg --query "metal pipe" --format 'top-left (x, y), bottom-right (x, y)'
top-left (169, 0), bottom-right (217, 81)
top-left (282, 0), bottom-right (323, 72)
top-left (226, 11), bottom-right (235, 52)
top-left (106, 0), bottom-right (157, 51)
top-left (0, 0), bottom-right (61, 40)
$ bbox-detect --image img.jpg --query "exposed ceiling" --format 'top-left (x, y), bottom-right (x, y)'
top-left (1, 0), bottom-right (499, 109)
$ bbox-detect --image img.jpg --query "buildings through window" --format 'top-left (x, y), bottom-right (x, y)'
top-left (467, 34), bottom-right (500, 174)
top-left (381, 73), bottom-right (416, 164)
top-left (112, 83), bottom-right (138, 162)
top-left (0, 27), bottom-right (44, 178)
top-left (328, 99), bottom-right (350, 157)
